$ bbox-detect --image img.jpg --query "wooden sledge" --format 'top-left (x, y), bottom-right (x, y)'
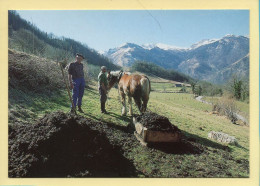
top-left (132, 117), bottom-right (181, 146)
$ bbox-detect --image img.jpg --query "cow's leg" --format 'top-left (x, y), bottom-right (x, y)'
top-left (120, 91), bottom-right (126, 116)
top-left (128, 96), bottom-right (133, 116)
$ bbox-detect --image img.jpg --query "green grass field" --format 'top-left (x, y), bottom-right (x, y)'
top-left (203, 96), bottom-right (249, 121)
top-left (151, 82), bottom-right (181, 91)
top-left (9, 81), bottom-right (249, 177)
top-left (150, 81), bottom-right (192, 93)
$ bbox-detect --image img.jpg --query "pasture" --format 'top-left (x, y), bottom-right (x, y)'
top-left (9, 80), bottom-right (249, 177)
top-left (203, 96), bottom-right (249, 122)
top-left (151, 82), bottom-right (184, 92)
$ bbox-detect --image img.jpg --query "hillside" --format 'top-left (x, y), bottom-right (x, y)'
top-left (8, 49), bottom-right (64, 92)
top-left (7, 10), bottom-right (250, 178)
top-left (131, 61), bottom-right (192, 83)
top-left (210, 54), bottom-right (249, 84)
top-left (8, 10), bottom-right (120, 70)
top-left (8, 49), bottom-right (249, 178)
top-left (105, 35), bottom-right (249, 84)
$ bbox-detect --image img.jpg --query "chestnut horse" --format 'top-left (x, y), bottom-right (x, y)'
top-left (107, 70), bottom-right (151, 116)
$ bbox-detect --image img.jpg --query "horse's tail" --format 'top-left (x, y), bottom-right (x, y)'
top-left (140, 76), bottom-right (151, 100)
top-left (140, 76), bottom-right (150, 112)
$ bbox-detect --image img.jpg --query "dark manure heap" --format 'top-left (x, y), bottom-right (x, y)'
top-left (9, 111), bottom-right (137, 178)
top-left (135, 112), bottom-right (181, 133)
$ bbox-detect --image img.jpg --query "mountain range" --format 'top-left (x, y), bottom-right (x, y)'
top-left (104, 35), bottom-right (249, 84)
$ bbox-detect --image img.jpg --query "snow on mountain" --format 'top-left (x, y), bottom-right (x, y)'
top-left (105, 35), bottom-right (249, 83)
top-left (190, 38), bottom-right (219, 49)
top-left (142, 43), bottom-right (187, 51)
top-left (98, 50), bottom-right (106, 55)
top-left (107, 43), bottom-right (137, 66)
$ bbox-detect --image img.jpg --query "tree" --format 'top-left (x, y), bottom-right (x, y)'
top-left (233, 79), bottom-right (242, 100)
top-left (190, 81), bottom-right (197, 95)
top-left (241, 81), bottom-right (249, 101)
top-left (131, 61), bottom-right (192, 83)
top-left (194, 85), bottom-right (202, 96)
top-left (228, 75), bottom-right (249, 101)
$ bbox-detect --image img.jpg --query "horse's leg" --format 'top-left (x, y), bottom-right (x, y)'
top-left (141, 93), bottom-right (150, 113)
top-left (134, 97), bottom-right (142, 114)
top-left (128, 96), bottom-right (133, 116)
top-left (141, 98), bottom-right (149, 113)
top-left (120, 91), bottom-right (126, 116)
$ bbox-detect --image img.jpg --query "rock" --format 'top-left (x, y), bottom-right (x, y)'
top-left (208, 131), bottom-right (237, 145)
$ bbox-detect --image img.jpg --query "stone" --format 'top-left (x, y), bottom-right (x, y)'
top-left (208, 131), bottom-right (237, 145)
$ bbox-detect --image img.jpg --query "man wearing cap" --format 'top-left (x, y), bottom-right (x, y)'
top-left (98, 66), bottom-right (108, 113)
top-left (68, 53), bottom-right (85, 113)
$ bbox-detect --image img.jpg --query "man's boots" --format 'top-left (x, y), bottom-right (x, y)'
top-left (78, 106), bottom-right (84, 113)
top-left (70, 107), bottom-right (77, 114)
top-left (101, 102), bottom-right (108, 114)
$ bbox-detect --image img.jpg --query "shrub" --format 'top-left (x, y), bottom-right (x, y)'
top-left (86, 64), bottom-right (101, 81)
top-left (212, 95), bottom-right (238, 123)
top-left (180, 86), bottom-right (187, 93)
top-left (8, 49), bottom-right (64, 93)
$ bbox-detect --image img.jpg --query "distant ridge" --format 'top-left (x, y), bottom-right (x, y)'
top-left (105, 35), bottom-right (249, 84)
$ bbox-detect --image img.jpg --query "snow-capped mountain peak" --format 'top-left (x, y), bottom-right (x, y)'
top-left (142, 43), bottom-right (186, 51)
top-left (224, 34), bottom-right (236, 38)
top-left (105, 35), bottom-right (249, 84)
top-left (190, 38), bottom-right (219, 49)
top-left (119, 42), bottom-right (141, 49)
top-left (98, 50), bottom-right (105, 55)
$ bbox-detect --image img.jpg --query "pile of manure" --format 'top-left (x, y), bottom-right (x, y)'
top-left (9, 111), bottom-right (136, 178)
top-left (135, 112), bottom-right (180, 133)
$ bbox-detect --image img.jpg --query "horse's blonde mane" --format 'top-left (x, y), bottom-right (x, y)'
top-left (110, 70), bottom-right (122, 77)
top-left (110, 71), bottom-right (132, 76)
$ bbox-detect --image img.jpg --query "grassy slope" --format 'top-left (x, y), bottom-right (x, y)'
top-left (203, 96), bottom-right (249, 121)
top-left (9, 80), bottom-right (249, 177)
top-left (8, 49), bottom-right (249, 177)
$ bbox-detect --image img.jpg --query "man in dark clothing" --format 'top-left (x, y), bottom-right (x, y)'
top-left (98, 66), bottom-right (108, 114)
top-left (68, 53), bottom-right (85, 113)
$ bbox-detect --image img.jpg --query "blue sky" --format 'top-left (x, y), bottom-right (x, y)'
top-left (16, 10), bottom-right (249, 52)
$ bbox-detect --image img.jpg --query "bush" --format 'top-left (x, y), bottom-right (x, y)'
top-left (86, 64), bottom-right (101, 81)
top-left (212, 95), bottom-right (238, 123)
top-left (180, 86), bottom-right (187, 93)
top-left (8, 49), bottom-right (64, 93)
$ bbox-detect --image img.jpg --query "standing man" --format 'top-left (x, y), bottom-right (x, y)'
top-left (98, 66), bottom-right (108, 114)
top-left (68, 53), bottom-right (85, 113)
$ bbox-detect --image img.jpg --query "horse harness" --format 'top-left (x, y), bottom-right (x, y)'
top-left (117, 71), bottom-right (123, 81)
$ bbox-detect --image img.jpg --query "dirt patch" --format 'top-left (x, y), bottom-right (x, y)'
top-left (9, 111), bottom-right (138, 178)
top-left (9, 111), bottom-right (248, 178)
top-left (135, 112), bottom-right (180, 133)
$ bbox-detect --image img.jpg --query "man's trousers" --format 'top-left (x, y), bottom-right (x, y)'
top-left (72, 78), bottom-right (85, 108)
